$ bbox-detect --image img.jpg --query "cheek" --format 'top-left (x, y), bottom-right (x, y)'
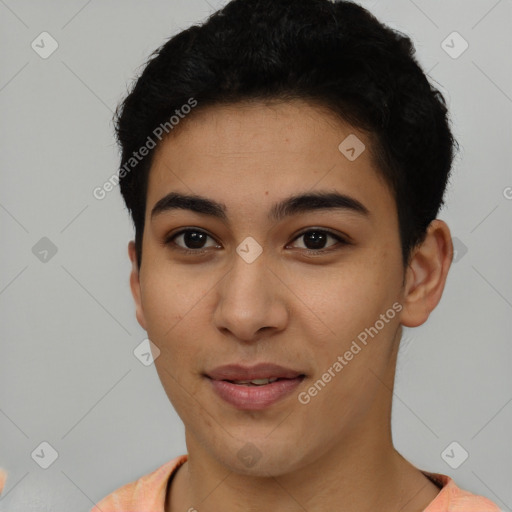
top-left (140, 264), bottom-right (212, 339)
top-left (296, 249), bottom-right (402, 398)
top-left (139, 265), bottom-right (223, 378)
top-left (140, 281), bottom-right (181, 341)
top-left (141, 271), bottom-right (210, 409)
top-left (296, 256), bottom-right (399, 340)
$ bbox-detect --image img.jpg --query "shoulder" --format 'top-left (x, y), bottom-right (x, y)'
top-left (90, 454), bottom-right (188, 512)
top-left (422, 472), bottom-right (502, 512)
top-left (0, 468), bottom-right (7, 496)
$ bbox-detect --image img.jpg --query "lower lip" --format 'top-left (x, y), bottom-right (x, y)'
top-left (208, 377), bottom-right (304, 410)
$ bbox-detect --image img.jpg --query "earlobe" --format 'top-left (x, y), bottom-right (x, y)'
top-left (128, 241), bottom-right (147, 331)
top-left (400, 220), bottom-right (453, 328)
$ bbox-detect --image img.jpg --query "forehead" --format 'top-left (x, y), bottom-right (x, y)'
top-left (146, 100), bottom-right (395, 223)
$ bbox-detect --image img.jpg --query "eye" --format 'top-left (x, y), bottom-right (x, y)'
top-left (164, 227), bottom-right (350, 256)
top-left (164, 228), bottom-right (220, 254)
top-left (288, 229), bottom-right (349, 253)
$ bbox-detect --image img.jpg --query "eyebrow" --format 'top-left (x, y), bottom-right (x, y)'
top-left (150, 190), bottom-right (370, 223)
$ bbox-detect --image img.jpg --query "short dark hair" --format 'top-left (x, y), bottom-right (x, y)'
top-left (114, 0), bottom-right (458, 270)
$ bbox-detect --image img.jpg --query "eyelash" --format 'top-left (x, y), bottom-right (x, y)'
top-left (163, 228), bottom-right (350, 256)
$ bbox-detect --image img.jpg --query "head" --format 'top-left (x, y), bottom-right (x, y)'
top-left (116, 0), bottom-right (456, 475)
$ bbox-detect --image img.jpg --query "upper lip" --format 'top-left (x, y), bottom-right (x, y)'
top-left (205, 363), bottom-right (305, 381)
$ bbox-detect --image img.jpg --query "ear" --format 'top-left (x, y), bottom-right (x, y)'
top-left (128, 241), bottom-right (147, 331)
top-left (400, 219), bottom-right (453, 327)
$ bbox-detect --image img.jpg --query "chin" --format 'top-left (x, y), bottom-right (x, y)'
top-left (211, 437), bottom-right (310, 478)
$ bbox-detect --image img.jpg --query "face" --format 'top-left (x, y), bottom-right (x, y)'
top-left (129, 100), bottom-right (410, 476)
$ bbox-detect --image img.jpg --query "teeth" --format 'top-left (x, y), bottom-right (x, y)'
top-left (232, 378), bottom-right (279, 386)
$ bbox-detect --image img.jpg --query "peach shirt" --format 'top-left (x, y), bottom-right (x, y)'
top-left (0, 459), bottom-right (501, 511)
top-left (76, 455), bottom-right (501, 512)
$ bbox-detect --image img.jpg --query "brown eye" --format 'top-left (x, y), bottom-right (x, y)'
top-left (289, 229), bottom-right (348, 252)
top-left (165, 229), bottom-right (220, 253)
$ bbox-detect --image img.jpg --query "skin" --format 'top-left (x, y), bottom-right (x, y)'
top-left (127, 100), bottom-right (453, 512)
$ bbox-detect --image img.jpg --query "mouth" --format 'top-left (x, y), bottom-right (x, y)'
top-left (204, 363), bottom-right (306, 410)
top-left (205, 362), bottom-right (306, 381)
top-left (220, 377), bottom-right (295, 386)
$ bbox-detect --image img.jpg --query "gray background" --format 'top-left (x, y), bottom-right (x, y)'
top-left (0, 0), bottom-right (511, 510)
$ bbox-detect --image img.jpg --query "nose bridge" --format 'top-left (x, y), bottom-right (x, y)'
top-left (223, 245), bottom-right (271, 313)
top-left (227, 232), bottom-right (269, 295)
top-left (214, 242), bottom-right (288, 340)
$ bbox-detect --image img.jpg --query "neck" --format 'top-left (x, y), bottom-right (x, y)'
top-left (168, 401), bottom-right (440, 512)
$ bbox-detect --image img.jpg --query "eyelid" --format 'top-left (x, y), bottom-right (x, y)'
top-left (164, 227), bottom-right (351, 255)
top-left (164, 227), bottom-right (210, 242)
top-left (287, 228), bottom-right (350, 251)
top-left (163, 228), bottom-right (220, 248)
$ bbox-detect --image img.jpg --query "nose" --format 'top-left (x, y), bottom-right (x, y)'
top-left (213, 248), bottom-right (290, 343)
